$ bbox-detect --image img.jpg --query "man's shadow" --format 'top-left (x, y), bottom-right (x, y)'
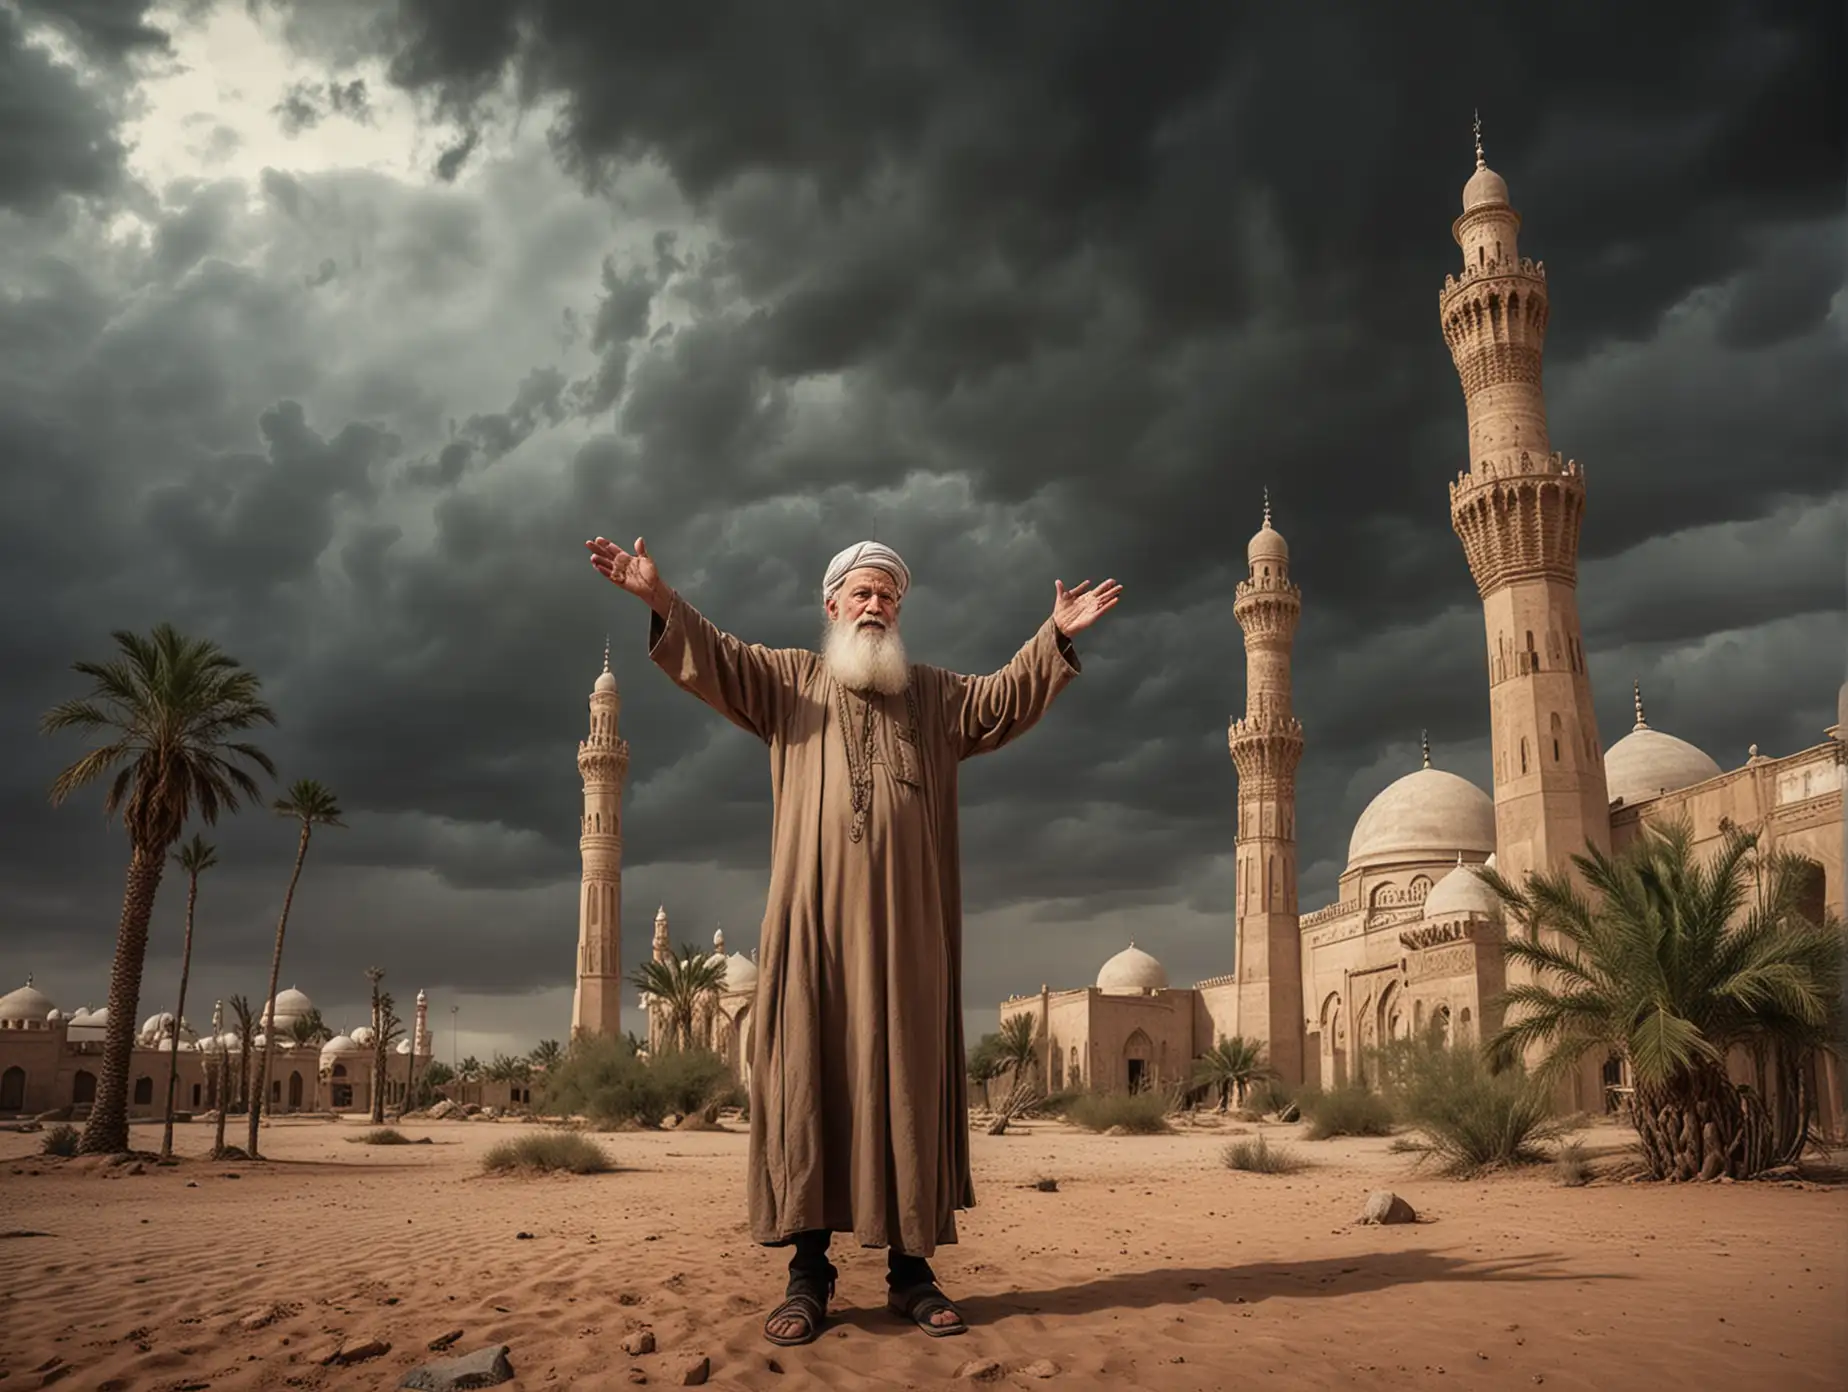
top-left (827, 1249), bottom-right (1609, 1330)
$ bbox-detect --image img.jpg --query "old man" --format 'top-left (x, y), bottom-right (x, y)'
top-left (585, 534), bottom-right (1120, 1344)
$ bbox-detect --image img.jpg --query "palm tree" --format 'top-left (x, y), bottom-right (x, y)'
top-left (288, 1008), bottom-right (332, 1048)
top-left (628, 946), bottom-right (728, 1051)
top-left (1192, 1036), bottom-right (1276, 1112)
top-left (372, 990), bottom-right (405, 1122)
top-left (529, 1038), bottom-right (564, 1072)
top-left (1482, 819), bottom-right (1843, 1180)
top-left (220, 993), bottom-right (254, 1155)
top-left (966, 1033), bottom-right (1004, 1109)
top-left (366, 967), bottom-right (386, 1124)
top-left (160, 834), bottom-right (218, 1159)
top-left (458, 1055), bottom-right (482, 1081)
top-left (41, 625), bottom-right (276, 1154)
top-left (250, 780), bottom-right (344, 1158)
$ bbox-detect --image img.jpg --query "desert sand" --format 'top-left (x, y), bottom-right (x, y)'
top-left (0, 1114), bottom-right (1842, 1390)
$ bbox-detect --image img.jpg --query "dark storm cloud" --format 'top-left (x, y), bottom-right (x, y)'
top-left (2, 0), bottom-right (1842, 1039)
top-left (274, 77), bottom-right (372, 137)
top-left (0, 5), bottom-right (131, 212)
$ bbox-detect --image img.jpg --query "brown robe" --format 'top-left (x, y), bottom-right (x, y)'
top-left (648, 593), bottom-right (1080, 1255)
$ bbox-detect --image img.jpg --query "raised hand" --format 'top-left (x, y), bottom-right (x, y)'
top-left (585, 536), bottom-right (672, 616)
top-left (1052, 578), bottom-right (1122, 637)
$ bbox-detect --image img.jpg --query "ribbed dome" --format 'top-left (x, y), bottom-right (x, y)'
top-left (1347, 765), bottom-right (1496, 868)
top-left (0, 981), bottom-right (55, 1023)
top-left (1463, 162), bottom-right (1509, 211)
top-left (1605, 725), bottom-right (1722, 805)
top-left (1096, 942), bottom-right (1169, 994)
top-left (1423, 860), bottom-right (1501, 920)
top-left (1247, 521), bottom-right (1288, 566)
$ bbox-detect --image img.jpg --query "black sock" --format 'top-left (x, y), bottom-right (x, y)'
top-left (788, 1230), bottom-right (833, 1281)
top-left (887, 1249), bottom-right (934, 1290)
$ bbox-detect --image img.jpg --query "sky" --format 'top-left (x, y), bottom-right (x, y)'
top-left (1, 0), bottom-right (1842, 1063)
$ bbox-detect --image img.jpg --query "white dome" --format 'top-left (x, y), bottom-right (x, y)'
top-left (140, 1011), bottom-right (176, 1037)
top-left (1605, 722), bottom-right (1722, 806)
top-left (218, 1030), bottom-right (241, 1049)
top-left (0, 981), bottom-right (56, 1022)
top-left (263, 987), bottom-right (315, 1027)
top-left (350, 1025), bottom-right (376, 1047)
top-left (722, 952), bottom-right (758, 992)
top-left (1247, 519), bottom-right (1288, 567)
top-left (320, 1034), bottom-right (361, 1057)
top-left (1423, 860), bottom-right (1501, 920)
top-left (395, 1037), bottom-right (413, 1054)
top-left (1347, 765), bottom-right (1496, 868)
top-left (1096, 942), bottom-right (1169, 994)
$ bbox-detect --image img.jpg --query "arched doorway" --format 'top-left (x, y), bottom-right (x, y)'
top-left (288, 1071), bottom-right (303, 1109)
top-left (0, 1067), bottom-right (24, 1112)
top-left (133, 1075), bottom-right (154, 1106)
top-left (330, 1063), bottom-right (352, 1110)
top-left (1122, 1030), bottom-right (1153, 1093)
top-left (72, 1070), bottom-right (97, 1105)
top-left (1320, 994), bottom-right (1347, 1088)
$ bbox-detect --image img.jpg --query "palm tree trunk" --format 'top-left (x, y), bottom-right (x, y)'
top-left (160, 871), bottom-right (201, 1159)
top-left (369, 982), bottom-right (385, 1124)
top-left (79, 846), bottom-right (166, 1155)
top-left (1634, 1065), bottom-right (1772, 1180)
top-left (249, 825), bottom-right (310, 1158)
top-left (213, 1045), bottom-right (230, 1156)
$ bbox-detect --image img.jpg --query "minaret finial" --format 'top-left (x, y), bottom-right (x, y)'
top-left (1633, 679), bottom-right (1647, 730)
top-left (1261, 486), bottom-right (1272, 529)
top-left (602, 635), bottom-right (610, 673)
top-left (1421, 729), bottom-right (1431, 768)
top-left (1472, 109), bottom-right (1484, 168)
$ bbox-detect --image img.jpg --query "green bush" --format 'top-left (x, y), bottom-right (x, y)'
top-left (481, 1131), bottom-right (612, 1175)
top-left (41, 1124), bottom-right (79, 1157)
top-left (538, 1035), bottom-right (732, 1128)
top-left (1067, 1091), bottom-right (1172, 1134)
top-left (1376, 1033), bottom-right (1566, 1177)
top-left (1301, 1085), bottom-right (1395, 1139)
top-left (1221, 1133), bottom-right (1311, 1174)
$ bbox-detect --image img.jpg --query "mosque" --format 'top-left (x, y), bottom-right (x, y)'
top-left (995, 141), bottom-right (1847, 1127)
top-left (0, 979), bottom-right (434, 1120)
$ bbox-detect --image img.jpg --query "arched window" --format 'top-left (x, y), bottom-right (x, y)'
top-left (1550, 712), bottom-right (1562, 763)
top-left (133, 1075), bottom-right (154, 1106)
top-left (1520, 738), bottom-right (1529, 774)
top-left (72, 1070), bottom-right (97, 1105)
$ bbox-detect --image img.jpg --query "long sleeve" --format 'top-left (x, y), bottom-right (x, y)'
top-left (648, 592), bottom-right (813, 742)
top-left (946, 617), bottom-right (1081, 760)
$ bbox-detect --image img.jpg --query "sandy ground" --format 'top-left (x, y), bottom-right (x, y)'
top-left (0, 1113), bottom-right (1843, 1391)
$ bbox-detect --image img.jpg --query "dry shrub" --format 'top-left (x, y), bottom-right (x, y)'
top-left (1301, 1085), bottom-right (1395, 1140)
top-left (40, 1124), bottom-right (79, 1157)
top-left (481, 1131), bottom-right (612, 1175)
top-left (1221, 1133), bottom-right (1311, 1174)
top-left (1067, 1091), bottom-right (1172, 1134)
top-left (352, 1127), bottom-right (411, 1145)
top-left (1555, 1140), bottom-right (1593, 1186)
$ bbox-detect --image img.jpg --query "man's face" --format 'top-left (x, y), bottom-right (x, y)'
top-left (826, 566), bottom-right (902, 632)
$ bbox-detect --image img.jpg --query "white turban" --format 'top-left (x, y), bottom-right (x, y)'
top-left (822, 541), bottom-right (911, 602)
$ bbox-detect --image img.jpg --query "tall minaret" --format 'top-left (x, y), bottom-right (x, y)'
top-left (573, 640), bottom-right (630, 1038)
top-left (412, 989), bottom-right (430, 1056)
top-left (1440, 120), bottom-right (1608, 888)
top-left (1228, 491), bottom-right (1305, 1086)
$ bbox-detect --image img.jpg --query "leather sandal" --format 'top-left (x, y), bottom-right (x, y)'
top-left (887, 1280), bottom-right (967, 1337)
top-left (764, 1263), bottom-right (836, 1347)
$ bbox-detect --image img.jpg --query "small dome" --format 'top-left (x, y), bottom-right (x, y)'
top-left (1423, 860), bottom-right (1501, 920)
top-left (320, 1034), bottom-right (361, 1056)
top-left (722, 952), bottom-right (758, 992)
top-left (0, 981), bottom-right (56, 1023)
top-left (1096, 942), bottom-right (1169, 994)
top-left (46, 1008), bottom-right (63, 1023)
top-left (395, 1037), bottom-right (413, 1054)
top-left (594, 668), bottom-right (617, 693)
top-left (1347, 765), bottom-right (1496, 868)
top-left (1463, 162), bottom-right (1509, 211)
top-left (140, 1011), bottom-right (176, 1037)
top-left (1247, 520), bottom-right (1288, 567)
top-left (349, 1025), bottom-right (376, 1047)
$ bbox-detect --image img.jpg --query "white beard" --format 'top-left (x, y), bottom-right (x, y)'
top-left (823, 616), bottom-right (910, 695)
